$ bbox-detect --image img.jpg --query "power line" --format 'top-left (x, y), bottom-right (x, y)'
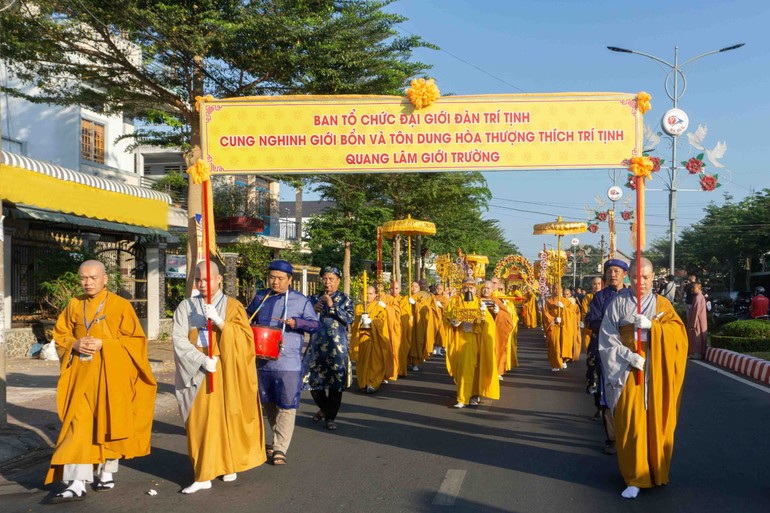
top-left (395, 25), bottom-right (527, 93)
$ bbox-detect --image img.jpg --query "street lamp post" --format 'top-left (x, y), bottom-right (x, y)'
top-left (607, 44), bottom-right (744, 275)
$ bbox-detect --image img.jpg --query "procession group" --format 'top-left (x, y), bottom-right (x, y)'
top-left (43, 254), bottom-right (689, 503)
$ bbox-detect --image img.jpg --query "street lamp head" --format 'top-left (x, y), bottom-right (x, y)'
top-left (719, 43), bottom-right (745, 52)
top-left (607, 46), bottom-right (633, 53)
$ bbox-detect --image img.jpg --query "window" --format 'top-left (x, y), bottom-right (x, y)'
top-left (81, 119), bottom-right (105, 163)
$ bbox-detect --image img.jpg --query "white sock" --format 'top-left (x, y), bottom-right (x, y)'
top-left (621, 486), bottom-right (640, 499)
top-left (98, 471), bottom-right (113, 483)
top-left (66, 480), bottom-right (86, 494)
top-left (182, 480), bottom-right (212, 494)
top-left (222, 473), bottom-right (237, 482)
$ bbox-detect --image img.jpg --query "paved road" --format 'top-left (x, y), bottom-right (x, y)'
top-left (1, 328), bottom-right (769, 512)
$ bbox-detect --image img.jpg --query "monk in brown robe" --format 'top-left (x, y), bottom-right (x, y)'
top-left (47, 260), bottom-right (156, 502)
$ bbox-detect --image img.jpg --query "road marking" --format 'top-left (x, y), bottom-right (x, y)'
top-left (433, 469), bottom-right (466, 506)
top-left (693, 360), bottom-right (770, 394)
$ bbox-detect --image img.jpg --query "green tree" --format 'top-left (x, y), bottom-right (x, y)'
top-left (0, 0), bottom-right (433, 292)
top-left (648, 190), bottom-right (770, 290)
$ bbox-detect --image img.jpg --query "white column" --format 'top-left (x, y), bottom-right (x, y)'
top-left (2, 225), bottom-right (11, 330)
top-left (145, 244), bottom-right (162, 340)
top-left (302, 267), bottom-right (308, 296)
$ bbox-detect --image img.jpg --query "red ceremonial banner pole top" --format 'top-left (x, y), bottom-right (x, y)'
top-left (629, 92), bottom-right (653, 386)
top-left (191, 98), bottom-right (217, 393)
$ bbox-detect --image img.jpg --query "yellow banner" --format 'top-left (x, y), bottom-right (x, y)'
top-left (201, 92), bottom-right (642, 174)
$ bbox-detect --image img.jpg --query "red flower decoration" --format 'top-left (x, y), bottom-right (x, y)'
top-left (685, 157), bottom-right (704, 174)
top-left (621, 210), bottom-right (633, 221)
top-left (650, 156), bottom-right (661, 172)
top-left (700, 174), bottom-right (719, 191)
top-left (597, 211), bottom-right (608, 222)
top-left (588, 224), bottom-right (599, 233)
top-left (627, 175), bottom-right (638, 190)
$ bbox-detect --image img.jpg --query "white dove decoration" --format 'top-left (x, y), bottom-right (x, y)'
top-left (705, 140), bottom-right (727, 168)
top-left (686, 124), bottom-right (708, 150)
top-left (644, 125), bottom-right (661, 151)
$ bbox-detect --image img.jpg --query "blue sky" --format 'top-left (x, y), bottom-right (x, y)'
top-left (283, 0), bottom-right (770, 264)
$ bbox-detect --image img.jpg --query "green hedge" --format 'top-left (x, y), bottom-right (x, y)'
top-left (710, 336), bottom-right (770, 353)
top-left (718, 320), bottom-right (770, 338)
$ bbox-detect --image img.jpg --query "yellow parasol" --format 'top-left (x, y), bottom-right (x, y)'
top-left (381, 214), bottom-right (436, 286)
top-left (533, 216), bottom-right (586, 293)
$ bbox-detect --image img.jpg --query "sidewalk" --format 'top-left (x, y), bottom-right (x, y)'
top-left (0, 340), bottom-right (177, 470)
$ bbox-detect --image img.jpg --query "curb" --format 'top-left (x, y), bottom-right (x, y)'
top-left (705, 346), bottom-right (770, 386)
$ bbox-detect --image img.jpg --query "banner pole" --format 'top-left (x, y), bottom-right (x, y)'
top-left (202, 180), bottom-right (214, 394)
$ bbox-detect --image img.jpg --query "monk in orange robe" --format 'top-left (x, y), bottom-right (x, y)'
top-left (46, 260), bottom-right (156, 502)
top-left (409, 280), bottom-right (439, 370)
top-left (379, 285), bottom-right (402, 381)
top-left (351, 286), bottom-right (391, 393)
top-left (173, 262), bottom-right (266, 494)
top-left (599, 258), bottom-right (688, 500)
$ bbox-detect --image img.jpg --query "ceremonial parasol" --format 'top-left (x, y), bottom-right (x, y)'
top-left (464, 254), bottom-right (489, 279)
top-left (533, 216), bottom-right (586, 292)
top-left (381, 214), bottom-right (436, 286)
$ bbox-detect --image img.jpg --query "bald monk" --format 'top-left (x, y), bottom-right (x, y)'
top-left (599, 258), bottom-right (688, 500)
top-left (351, 286), bottom-right (391, 393)
top-left (173, 261), bottom-right (266, 493)
top-left (47, 260), bottom-right (156, 502)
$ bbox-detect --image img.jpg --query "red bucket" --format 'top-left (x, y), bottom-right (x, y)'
top-left (252, 325), bottom-right (283, 360)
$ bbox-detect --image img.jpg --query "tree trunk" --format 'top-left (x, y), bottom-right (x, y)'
top-left (185, 54), bottom-right (204, 296)
top-left (343, 239), bottom-right (351, 296)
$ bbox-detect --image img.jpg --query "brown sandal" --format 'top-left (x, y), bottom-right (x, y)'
top-left (271, 450), bottom-right (287, 465)
top-left (312, 410), bottom-right (325, 423)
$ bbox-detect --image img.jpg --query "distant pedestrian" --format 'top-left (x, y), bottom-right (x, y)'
top-left (750, 286), bottom-right (769, 318)
top-left (687, 283), bottom-right (708, 360)
top-left (659, 275), bottom-right (677, 303)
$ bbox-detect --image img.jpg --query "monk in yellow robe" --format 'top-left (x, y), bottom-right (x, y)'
top-left (582, 277), bottom-right (602, 350)
top-left (379, 286), bottom-right (402, 382)
top-left (480, 281), bottom-right (514, 378)
top-left (172, 261), bottom-right (266, 494)
top-left (599, 258), bottom-right (688, 500)
top-left (351, 286), bottom-right (391, 393)
top-left (445, 278), bottom-right (499, 408)
top-left (409, 280), bottom-right (439, 370)
top-left (46, 260), bottom-right (156, 502)
top-left (522, 289), bottom-right (538, 329)
top-left (432, 283), bottom-right (451, 355)
top-left (563, 288), bottom-right (582, 362)
top-left (389, 282), bottom-right (413, 377)
top-left (542, 287), bottom-right (571, 371)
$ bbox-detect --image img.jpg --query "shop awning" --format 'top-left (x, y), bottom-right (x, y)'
top-left (1, 151), bottom-right (171, 229)
top-left (6, 205), bottom-right (172, 238)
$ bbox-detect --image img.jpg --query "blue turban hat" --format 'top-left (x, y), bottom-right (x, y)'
top-left (268, 259), bottom-right (294, 275)
top-left (603, 258), bottom-right (629, 272)
top-left (320, 266), bottom-right (342, 278)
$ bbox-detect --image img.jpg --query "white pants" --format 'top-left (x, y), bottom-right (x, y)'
top-left (62, 459), bottom-right (119, 482)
